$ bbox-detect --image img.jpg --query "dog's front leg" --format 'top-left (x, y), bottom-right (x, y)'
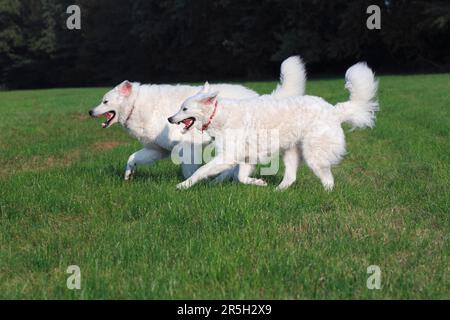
top-left (125, 147), bottom-right (168, 180)
top-left (177, 158), bottom-right (235, 189)
top-left (237, 164), bottom-right (267, 186)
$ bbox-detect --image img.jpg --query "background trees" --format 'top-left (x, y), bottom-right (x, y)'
top-left (0, 0), bottom-right (449, 89)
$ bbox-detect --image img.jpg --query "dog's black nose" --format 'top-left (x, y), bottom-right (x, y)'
top-left (89, 110), bottom-right (94, 117)
top-left (168, 117), bottom-right (174, 124)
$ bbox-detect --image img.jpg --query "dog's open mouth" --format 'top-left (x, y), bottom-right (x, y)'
top-left (177, 117), bottom-right (196, 131)
top-left (101, 111), bottom-right (116, 128)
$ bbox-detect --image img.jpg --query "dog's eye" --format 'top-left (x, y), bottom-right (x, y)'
top-left (183, 108), bottom-right (188, 111)
top-left (103, 100), bottom-right (108, 104)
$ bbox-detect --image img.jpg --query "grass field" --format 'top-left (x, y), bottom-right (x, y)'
top-left (0, 74), bottom-right (449, 299)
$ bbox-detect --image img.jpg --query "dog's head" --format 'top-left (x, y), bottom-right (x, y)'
top-left (88, 80), bottom-right (134, 128)
top-left (168, 82), bottom-right (219, 133)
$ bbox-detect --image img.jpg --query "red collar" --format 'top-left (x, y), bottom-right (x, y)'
top-left (202, 100), bottom-right (219, 132)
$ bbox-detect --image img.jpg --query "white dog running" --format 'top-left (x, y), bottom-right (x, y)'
top-left (169, 62), bottom-right (378, 190)
top-left (89, 56), bottom-right (306, 181)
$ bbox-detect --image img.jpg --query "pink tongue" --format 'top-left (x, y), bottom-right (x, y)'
top-left (182, 119), bottom-right (193, 126)
top-left (105, 112), bottom-right (113, 120)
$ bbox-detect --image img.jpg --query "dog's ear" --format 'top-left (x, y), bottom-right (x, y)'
top-left (200, 91), bottom-right (219, 105)
top-left (118, 80), bottom-right (132, 97)
top-left (199, 81), bottom-right (210, 94)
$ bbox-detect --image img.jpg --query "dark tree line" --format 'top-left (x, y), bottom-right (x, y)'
top-left (0, 0), bottom-right (449, 89)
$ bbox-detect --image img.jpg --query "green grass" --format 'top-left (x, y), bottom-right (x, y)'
top-left (0, 75), bottom-right (449, 299)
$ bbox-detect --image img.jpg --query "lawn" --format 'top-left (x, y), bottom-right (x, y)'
top-left (0, 75), bottom-right (448, 299)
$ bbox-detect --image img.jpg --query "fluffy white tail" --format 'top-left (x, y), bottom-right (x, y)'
top-left (334, 62), bottom-right (379, 129)
top-left (272, 56), bottom-right (306, 97)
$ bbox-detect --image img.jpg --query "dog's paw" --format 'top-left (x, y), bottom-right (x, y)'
top-left (124, 166), bottom-right (136, 181)
top-left (275, 184), bottom-right (289, 191)
top-left (253, 179), bottom-right (268, 187)
top-left (275, 180), bottom-right (296, 191)
top-left (124, 171), bottom-right (134, 181)
top-left (176, 181), bottom-right (192, 190)
top-left (243, 178), bottom-right (267, 187)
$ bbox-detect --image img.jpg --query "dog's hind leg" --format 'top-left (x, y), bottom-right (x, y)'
top-left (302, 150), bottom-right (335, 191)
top-left (302, 127), bottom-right (345, 191)
top-left (125, 147), bottom-right (168, 180)
top-left (302, 139), bottom-right (340, 191)
top-left (276, 146), bottom-right (300, 191)
top-left (308, 164), bottom-right (334, 192)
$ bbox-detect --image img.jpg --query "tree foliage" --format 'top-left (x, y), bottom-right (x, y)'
top-left (0, 0), bottom-right (449, 88)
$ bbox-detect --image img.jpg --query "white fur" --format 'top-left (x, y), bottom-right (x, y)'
top-left (213, 55), bottom-right (307, 182)
top-left (170, 62), bottom-right (378, 191)
top-left (271, 56), bottom-right (306, 97)
top-left (89, 56), bottom-right (305, 181)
